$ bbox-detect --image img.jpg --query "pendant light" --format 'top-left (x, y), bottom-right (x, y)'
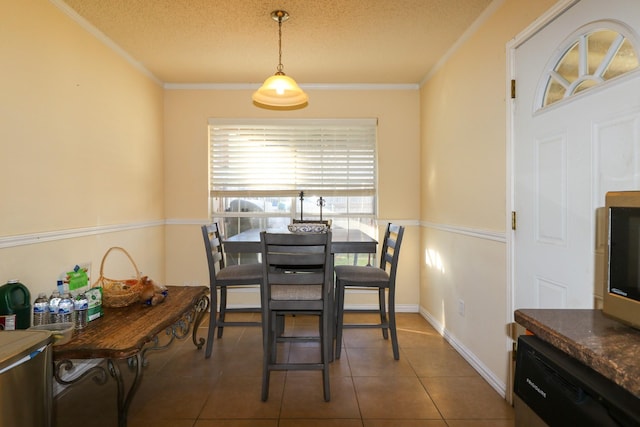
top-left (252, 10), bottom-right (308, 109)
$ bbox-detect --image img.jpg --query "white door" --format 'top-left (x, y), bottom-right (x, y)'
top-left (513, 0), bottom-right (640, 310)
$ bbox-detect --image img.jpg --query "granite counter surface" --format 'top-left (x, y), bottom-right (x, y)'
top-left (514, 308), bottom-right (640, 399)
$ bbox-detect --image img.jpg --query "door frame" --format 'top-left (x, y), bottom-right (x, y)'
top-left (504, 0), bottom-right (578, 403)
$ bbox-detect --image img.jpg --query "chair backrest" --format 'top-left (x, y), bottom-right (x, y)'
top-left (260, 231), bottom-right (332, 305)
top-left (379, 223), bottom-right (405, 285)
top-left (201, 223), bottom-right (225, 287)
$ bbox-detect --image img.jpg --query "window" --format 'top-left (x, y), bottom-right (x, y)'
top-left (208, 118), bottom-right (378, 255)
top-left (539, 23), bottom-right (640, 110)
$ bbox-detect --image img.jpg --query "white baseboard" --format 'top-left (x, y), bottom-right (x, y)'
top-left (221, 303), bottom-right (419, 312)
top-left (419, 306), bottom-right (507, 399)
top-left (343, 303), bottom-right (419, 312)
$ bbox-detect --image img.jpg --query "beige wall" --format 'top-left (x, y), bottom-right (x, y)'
top-left (0, 0), bottom-right (165, 298)
top-left (1, 1), bottom-right (421, 311)
top-left (2, 0), bottom-right (564, 402)
top-left (163, 88), bottom-right (422, 308)
top-left (420, 0), bottom-right (556, 394)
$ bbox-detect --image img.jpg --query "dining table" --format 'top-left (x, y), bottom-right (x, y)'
top-left (222, 227), bottom-right (378, 361)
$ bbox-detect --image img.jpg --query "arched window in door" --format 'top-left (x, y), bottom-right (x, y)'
top-left (539, 22), bottom-right (640, 109)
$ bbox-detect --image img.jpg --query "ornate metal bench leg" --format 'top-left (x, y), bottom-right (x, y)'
top-left (192, 294), bottom-right (210, 349)
top-left (54, 359), bottom-right (108, 387)
top-left (108, 353), bottom-right (144, 427)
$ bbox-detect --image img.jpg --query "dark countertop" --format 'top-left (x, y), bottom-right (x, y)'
top-left (514, 308), bottom-right (640, 399)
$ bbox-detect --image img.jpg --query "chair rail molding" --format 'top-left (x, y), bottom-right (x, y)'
top-left (421, 221), bottom-right (506, 243)
top-left (0, 220), bottom-right (164, 249)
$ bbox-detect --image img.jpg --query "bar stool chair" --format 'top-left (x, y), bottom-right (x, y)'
top-left (201, 223), bottom-right (263, 359)
top-left (260, 230), bottom-right (333, 401)
top-left (334, 223), bottom-right (405, 360)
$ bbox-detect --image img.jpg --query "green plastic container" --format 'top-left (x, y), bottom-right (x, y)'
top-left (0, 280), bottom-right (32, 329)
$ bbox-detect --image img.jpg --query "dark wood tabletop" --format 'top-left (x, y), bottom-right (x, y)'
top-left (53, 285), bottom-right (208, 360)
top-left (223, 228), bottom-right (378, 254)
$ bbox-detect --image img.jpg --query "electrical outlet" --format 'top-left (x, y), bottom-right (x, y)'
top-left (458, 299), bottom-right (465, 316)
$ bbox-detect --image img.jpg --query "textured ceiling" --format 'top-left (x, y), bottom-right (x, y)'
top-left (60, 0), bottom-right (493, 85)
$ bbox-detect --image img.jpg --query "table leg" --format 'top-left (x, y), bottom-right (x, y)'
top-left (108, 354), bottom-right (143, 427)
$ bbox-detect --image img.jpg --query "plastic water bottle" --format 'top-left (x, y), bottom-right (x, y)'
top-left (74, 293), bottom-right (88, 330)
top-left (58, 292), bottom-right (74, 324)
top-left (33, 293), bottom-right (49, 326)
top-left (49, 291), bottom-right (61, 323)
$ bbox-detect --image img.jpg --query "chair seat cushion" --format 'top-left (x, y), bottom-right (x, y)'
top-left (216, 263), bottom-right (263, 283)
top-left (334, 265), bottom-right (390, 287)
top-left (271, 284), bottom-right (322, 300)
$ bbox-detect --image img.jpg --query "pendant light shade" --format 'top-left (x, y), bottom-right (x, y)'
top-left (253, 73), bottom-right (308, 108)
top-left (252, 10), bottom-right (308, 109)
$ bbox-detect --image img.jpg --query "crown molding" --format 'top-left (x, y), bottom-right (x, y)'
top-left (49, 0), bottom-right (163, 86)
top-left (163, 82), bottom-right (419, 91)
top-left (420, 0), bottom-right (506, 86)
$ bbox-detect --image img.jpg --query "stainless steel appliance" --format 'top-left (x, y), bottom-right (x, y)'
top-left (514, 335), bottom-right (640, 426)
top-left (0, 330), bottom-right (52, 427)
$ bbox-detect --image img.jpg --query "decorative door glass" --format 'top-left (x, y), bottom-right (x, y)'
top-left (540, 24), bottom-right (639, 109)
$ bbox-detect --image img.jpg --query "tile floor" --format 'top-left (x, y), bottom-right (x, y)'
top-left (54, 312), bottom-right (514, 427)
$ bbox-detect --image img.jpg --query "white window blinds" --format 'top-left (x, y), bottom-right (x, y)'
top-left (209, 118), bottom-right (377, 198)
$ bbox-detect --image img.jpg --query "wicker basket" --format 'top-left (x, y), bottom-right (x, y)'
top-left (92, 247), bottom-right (143, 308)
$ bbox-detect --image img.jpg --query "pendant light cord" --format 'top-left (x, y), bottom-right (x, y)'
top-left (277, 14), bottom-right (284, 74)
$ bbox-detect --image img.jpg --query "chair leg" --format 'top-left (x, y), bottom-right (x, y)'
top-left (205, 286), bottom-right (217, 359)
top-left (262, 310), bottom-right (275, 401)
top-left (329, 280), bottom-right (336, 363)
top-left (389, 291), bottom-right (399, 360)
top-left (378, 288), bottom-right (389, 340)
top-left (334, 282), bottom-right (345, 359)
top-left (217, 287), bottom-right (227, 338)
top-left (322, 311), bottom-right (331, 401)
